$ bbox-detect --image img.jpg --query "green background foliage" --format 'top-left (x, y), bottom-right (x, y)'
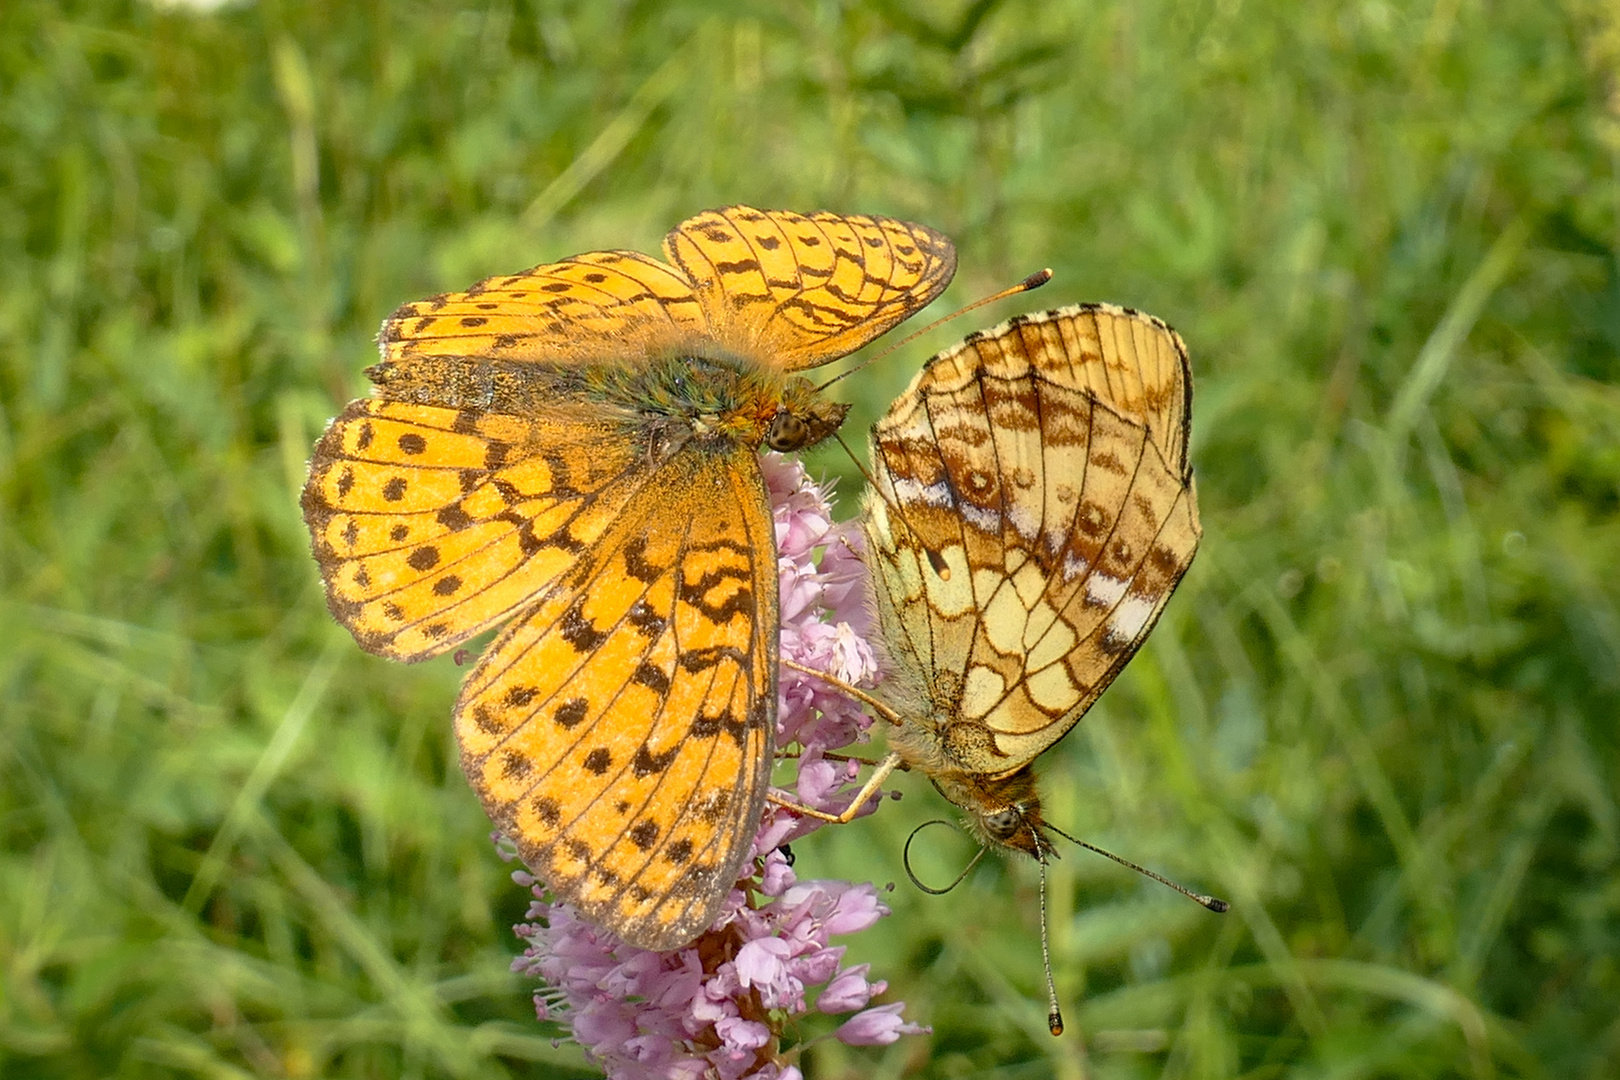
top-left (3, 0), bottom-right (1617, 1076)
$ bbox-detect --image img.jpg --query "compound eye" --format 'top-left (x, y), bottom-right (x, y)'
top-left (984, 809), bottom-right (1021, 841)
top-left (765, 412), bottom-right (808, 452)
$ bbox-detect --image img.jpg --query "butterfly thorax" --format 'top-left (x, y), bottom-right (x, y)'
top-left (586, 355), bottom-right (848, 456)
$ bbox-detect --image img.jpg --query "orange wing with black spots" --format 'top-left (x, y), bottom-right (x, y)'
top-left (372, 208), bottom-right (956, 379)
top-left (302, 399), bottom-right (646, 662)
top-left (665, 206), bottom-right (957, 370)
top-left (455, 448), bottom-right (777, 950)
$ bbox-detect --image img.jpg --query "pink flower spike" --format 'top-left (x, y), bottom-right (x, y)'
top-left (715, 1016), bottom-right (772, 1052)
top-left (759, 850), bottom-right (796, 896)
top-left (794, 757), bottom-right (840, 805)
top-left (794, 944), bottom-right (845, 986)
top-left (752, 812), bottom-right (798, 858)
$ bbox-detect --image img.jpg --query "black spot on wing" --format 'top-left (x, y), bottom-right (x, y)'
top-left (633, 744), bottom-right (676, 777)
top-left (633, 662), bottom-right (671, 694)
top-left (559, 603), bottom-right (608, 652)
top-left (629, 820), bottom-right (659, 850)
top-left (437, 503), bottom-right (473, 531)
top-left (623, 536), bottom-right (663, 584)
top-left (553, 698), bottom-right (588, 729)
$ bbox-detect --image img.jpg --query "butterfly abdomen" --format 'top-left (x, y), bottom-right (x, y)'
top-left (365, 354), bottom-right (600, 415)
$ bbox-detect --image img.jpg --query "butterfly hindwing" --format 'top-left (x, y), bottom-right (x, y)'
top-left (455, 447), bottom-right (777, 950)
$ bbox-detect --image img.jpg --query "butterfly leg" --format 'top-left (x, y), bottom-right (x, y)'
top-left (779, 657), bottom-right (903, 726)
top-left (774, 748), bottom-right (885, 765)
top-left (768, 750), bottom-right (907, 824)
top-left (773, 658), bottom-right (911, 822)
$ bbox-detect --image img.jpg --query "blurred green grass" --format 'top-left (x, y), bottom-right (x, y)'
top-left (3, 0), bottom-right (1618, 1077)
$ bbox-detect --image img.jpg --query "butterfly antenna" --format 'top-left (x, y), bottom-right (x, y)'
top-left (814, 268), bottom-right (1054, 392)
top-left (1036, 844), bottom-right (1064, 1037)
top-left (832, 430), bottom-right (881, 491)
top-left (1046, 823), bottom-right (1230, 912)
top-left (903, 820), bottom-right (988, 895)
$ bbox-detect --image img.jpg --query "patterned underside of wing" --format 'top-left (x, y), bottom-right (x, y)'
top-left (663, 205), bottom-right (957, 371)
top-left (866, 304), bottom-right (1200, 771)
top-left (302, 399), bottom-right (644, 661)
top-left (455, 447), bottom-right (778, 952)
top-left (911, 304), bottom-right (1193, 467)
top-left (377, 250), bottom-right (709, 369)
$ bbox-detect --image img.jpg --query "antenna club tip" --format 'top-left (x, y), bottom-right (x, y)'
top-left (1022, 268), bottom-right (1054, 290)
top-left (1048, 1012), bottom-right (1064, 1037)
top-left (1204, 897), bottom-right (1231, 913)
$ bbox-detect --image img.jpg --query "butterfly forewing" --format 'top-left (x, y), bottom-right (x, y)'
top-left (378, 250), bottom-right (709, 369)
top-left (664, 206), bottom-right (957, 370)
top-left (865, 304), bottom-right (1199, 775)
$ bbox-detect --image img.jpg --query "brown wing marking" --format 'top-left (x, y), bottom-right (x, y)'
top-left (664, 205), bottom-right (957, 371)
top-left (865, 383), bottom-right (984, 709)
top-left (454, 448), bottom-right (778, 951)
top-left (1032, 305), bottom-right (1192, 480)
top-left (979, 397), bottom-right (1197, 763)
top-left (301, 399), bottom-right (644, 661)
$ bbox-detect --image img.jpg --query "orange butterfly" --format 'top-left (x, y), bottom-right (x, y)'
top-left (302, 207), bottom-right (955, 949)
